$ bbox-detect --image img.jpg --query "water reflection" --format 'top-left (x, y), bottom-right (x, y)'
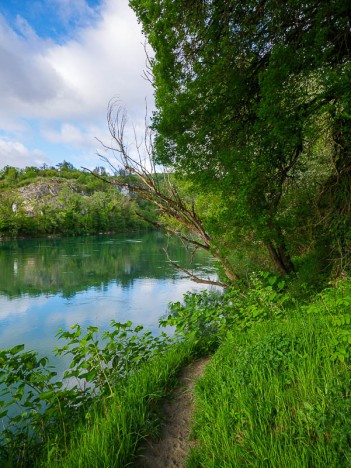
top-left (0, 232), bottom-right (214, 298)
top-left (0, 232), bottom-right (216, 370)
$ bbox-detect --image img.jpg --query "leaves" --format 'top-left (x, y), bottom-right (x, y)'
top-left (161, 273), bottom-right (288, 352)
top-left (0, 320), bottom-right (172, 466)
top-left (131, 0), bottom-right (351, 275)
top-left (0, 165), bottom-right (155, 238)
top-left (304, 278), bottom-right (351, 364)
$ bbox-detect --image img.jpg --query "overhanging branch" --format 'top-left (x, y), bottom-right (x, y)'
top-left (92, 100), bottom-right (240, 284)
top-left (163, 249), bottom-right (229, 288)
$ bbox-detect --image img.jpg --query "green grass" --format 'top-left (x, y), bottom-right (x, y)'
top-left (38, 337), bottom-right (198, 468)
top-left (187, 313), bottom-right (351, 467)
top-left (4, 279), bottom-right (351, 467)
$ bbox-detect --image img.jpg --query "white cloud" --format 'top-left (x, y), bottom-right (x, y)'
top-left (45, 0), bottom-right (152, 120)
top-left (0, 0), bottom-right (152, 124)
top-left (0, 0), bottom-right (154, 169)
top-left (0, 16), bottom-right (66, 109)
top-left (0, 138), bottom-right (49, 168)
top-left (52, 0), bottom-right (99, 28)
top-left (43, 123), bottom-right (85, 145)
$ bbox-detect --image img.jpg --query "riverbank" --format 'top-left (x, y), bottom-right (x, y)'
top-left (0, 333), bottom-right (201, 467)
top-left (188, 314), bottom-right (351, 466)
top-left (0, 227), bottom-right (152, 242)
top-left (136, 356), bottom-right (210, 467)
top-left (1, 275), bottom-right (351, 466)
top-left (43, 339), bottom-right (201, 468)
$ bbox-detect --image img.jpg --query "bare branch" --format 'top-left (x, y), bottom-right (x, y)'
top-left (94, 100), bottom-right (239, 284)
top-left (141, 41), bottom-right (154, 85)
top-left (163, 249), bottom-right (229, 288)
top-left (136, 213), bottom-right (210, 251)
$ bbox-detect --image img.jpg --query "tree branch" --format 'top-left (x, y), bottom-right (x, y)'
top-left (92, 100), bottom-right (239, 283)
top-left (163, 249), bottom-right (229, 288)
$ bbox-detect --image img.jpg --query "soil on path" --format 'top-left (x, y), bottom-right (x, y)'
top-left (135, 356), bottom-right (210, 468)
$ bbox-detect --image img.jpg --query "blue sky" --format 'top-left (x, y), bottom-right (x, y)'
top-left (0, 0), bottom-right (154, 171)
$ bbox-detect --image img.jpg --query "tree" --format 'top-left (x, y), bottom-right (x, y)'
top-left (56, 161), bottom-right (75, 171)
top-left (95, 101), bottom-right (237, 286)
top-left (0, 166), bottom-right (19, 186)
top-left (130, 0), bottom-right (351, 275)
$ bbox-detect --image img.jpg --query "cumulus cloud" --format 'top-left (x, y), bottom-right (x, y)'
top-left (43, 123), bottom-right (85, 145)
top-left (0, 0), bottom-right (154, 168)
top-left (0, 0), bottom-right (152, 123)
top-left (0, 16), bottom-right (66, 108)
top-left (42, 122), bottom-right (106, 155)
top-left (0, 138), bottom-right (49, 168)
top-left (45, 0), bottom-right (152, 121)
top-left (51, 0), bottom-right (99, 29)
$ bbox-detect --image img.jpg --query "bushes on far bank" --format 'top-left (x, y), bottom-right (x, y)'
top-left (0, 165), bottom-right (157, 238)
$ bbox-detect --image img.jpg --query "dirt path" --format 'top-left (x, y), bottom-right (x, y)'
top-left (135, 357), bottom-right (210, 468)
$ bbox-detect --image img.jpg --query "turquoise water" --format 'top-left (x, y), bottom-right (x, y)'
top-left (0, 231), bottom-right (216, 371)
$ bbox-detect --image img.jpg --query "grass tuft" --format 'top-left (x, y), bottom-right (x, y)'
top-left (187, 313), bottom-right (351, 467)
top-left (39, 337), bottom-right (198, 468)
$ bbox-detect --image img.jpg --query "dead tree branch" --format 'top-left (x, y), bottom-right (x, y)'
top-left (94, 99), bottom-right (239, 285)
top-left (163, 249), bottom-right (229, 288)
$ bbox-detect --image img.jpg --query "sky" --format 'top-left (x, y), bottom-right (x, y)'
top-left (0, 0), bottom-right (154, 171)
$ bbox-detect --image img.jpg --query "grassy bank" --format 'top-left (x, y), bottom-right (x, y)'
top-left (0, 330), bottom-right (199, 467)
top-left (2, 276), bottom-right (351, 467)
top-left (188, 315), bottom-right (351, 466)
top-left (41, 338), bottom-right (198, 468)
top-left (185, 279), bottom-right (351, 467)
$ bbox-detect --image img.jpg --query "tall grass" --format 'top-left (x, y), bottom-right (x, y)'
top-left (3, 277), bottom-right (351, 467)
top-left (39, 337), bottom-right (197, 468)
top-left (187, 313), bottom-right (351, 467)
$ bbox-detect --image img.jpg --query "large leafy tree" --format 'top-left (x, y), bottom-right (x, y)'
top-left (130, 0), bottom-right (351, 275)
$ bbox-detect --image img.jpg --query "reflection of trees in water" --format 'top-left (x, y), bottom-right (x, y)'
top-left (0, 232), bottom-right (213, 298)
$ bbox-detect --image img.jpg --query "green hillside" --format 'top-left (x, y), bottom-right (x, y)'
top-left (0, 163), bottom-right (155, 237)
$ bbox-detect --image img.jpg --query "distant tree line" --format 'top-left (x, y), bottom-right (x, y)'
top-left (0, 162), bottom-right (156, 237)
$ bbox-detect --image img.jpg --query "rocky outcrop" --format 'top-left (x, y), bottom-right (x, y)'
top-left (15, 178), bottom-right (80, 215)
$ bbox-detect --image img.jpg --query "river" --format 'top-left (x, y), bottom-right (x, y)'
top-left (0, 231), bottom-right (216, 373)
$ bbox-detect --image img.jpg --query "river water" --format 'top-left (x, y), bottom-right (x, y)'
top-left (0, 231), bottom-right (216, 373)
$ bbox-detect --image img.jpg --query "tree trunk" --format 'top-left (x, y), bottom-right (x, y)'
top-left (266, 240), bottom-right (295, 275)
top-left (213, 248), bottom-right (240, 282)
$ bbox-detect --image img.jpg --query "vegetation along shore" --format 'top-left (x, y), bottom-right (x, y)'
top-left (1, 0), bottom-right (351, 466)
top-left (0, 162), bottom-right (156, 238)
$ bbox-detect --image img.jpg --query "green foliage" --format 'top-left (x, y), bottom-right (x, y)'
top-left (2, 274), bottom-right (351, 466)
top-left (239, 330), bottom-right (301, 387)
top-left (187, 313), bottom-right (351, 467)
top-left (131, 0), bottom-right (351, 276)
top-left (0, 321), bottom-right (172, 466)
top-left (304, 278), bottom-right (351, 364)
top-left (45, 338), bottom-right (197, 468)
top-left (161, 273), bottom-right (287, 351)
top-left (55, 321), bottom-right (171, 400)
top-left (0, 165), bottom-right (156, 238)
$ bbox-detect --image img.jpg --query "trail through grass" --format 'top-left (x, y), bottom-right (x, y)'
top-left (39, 338), bottom-right (198, 468)
top-left (136, 357), bottom-right (209, 467)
